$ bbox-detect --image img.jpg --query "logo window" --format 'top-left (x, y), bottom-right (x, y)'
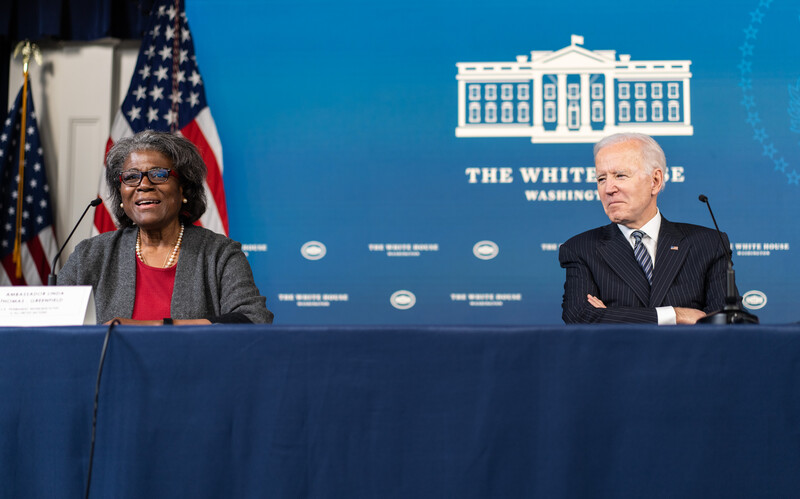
top-left (468, 102), bottom-right (481, 123)
top-left (567, 101), bottom-right (580, 128)
top-left (668, 100), bottom-right (680, 121)
top-left (501, 102), bottom-right (513, 122)
top-left (618, 101), bottom-right (630, 122)
top-left (635, 101), bottom-right (646, 121)
top-left (668, 82), bottom-right (679, 99)
top-left (567, 83), bottom-right (579, 99)
top-left (485, 102), bottom-right (497, 122)
top-left (544, 101), bottom-right (556, 122)
top-left (651, 101), bottom-right (663, 121)
top-left (591, 101), bottom-right (603, 121)
top-left (517, 102), bottom-right (529, 122)
top-left (651, 83), bottom-right (663, 99)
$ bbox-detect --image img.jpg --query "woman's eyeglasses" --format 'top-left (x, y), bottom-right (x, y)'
top-left (119, 168), bottom-right (178, 186)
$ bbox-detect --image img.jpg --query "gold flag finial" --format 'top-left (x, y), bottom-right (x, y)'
top-left (13, 40), bottom-right (42, 75)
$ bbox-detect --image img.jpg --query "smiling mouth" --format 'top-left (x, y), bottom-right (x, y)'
top-left (135, 200), bottom-right (161, 206)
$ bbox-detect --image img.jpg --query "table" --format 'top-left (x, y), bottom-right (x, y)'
top-left (1, 324), bottom-right (799, 498)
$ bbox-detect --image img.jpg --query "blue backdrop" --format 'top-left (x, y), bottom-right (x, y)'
top-left (184, 0), bottom-right (800, 324)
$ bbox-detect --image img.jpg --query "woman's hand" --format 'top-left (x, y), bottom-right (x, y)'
top-left (104, 318), bottom-right (163, 326)
top-left (103, 317), bottom-right (213, 325)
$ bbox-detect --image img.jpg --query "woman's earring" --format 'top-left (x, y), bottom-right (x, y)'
top-left (120, 203), bottom-right (123, 208)
top-left (182, 198), bottom-right (188, 204)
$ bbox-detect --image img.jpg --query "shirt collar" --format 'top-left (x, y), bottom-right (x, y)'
top-left (617, 209), bottom-right (661, 243)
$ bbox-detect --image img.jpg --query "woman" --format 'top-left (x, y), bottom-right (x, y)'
top-left (59, 130), bottom-right (273, 325)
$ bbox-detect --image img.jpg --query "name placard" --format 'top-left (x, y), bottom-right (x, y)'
top-left (0, 286), bottom-right (96, 326)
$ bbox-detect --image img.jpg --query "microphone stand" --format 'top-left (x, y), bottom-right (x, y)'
top-left (697, 195), bottom-right (759, 324)
top-left (48, 198), bottom-right (103, 285)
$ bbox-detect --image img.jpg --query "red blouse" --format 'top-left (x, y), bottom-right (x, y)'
top-left (131, 256), bottom-right (176, 320)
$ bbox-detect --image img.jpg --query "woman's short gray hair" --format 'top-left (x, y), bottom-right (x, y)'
top-left (593, 132), bottom-right (667, 192)
top-left (104, 130), bottom-right (207, 228)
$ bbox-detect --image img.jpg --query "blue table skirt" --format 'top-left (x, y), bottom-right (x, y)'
top-left (1, 324), bottom-right (799, 498)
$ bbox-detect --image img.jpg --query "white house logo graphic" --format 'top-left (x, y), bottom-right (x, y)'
top-left (742, 290), bottom-right (767, 310)
top-left (473, 240), bottom-right (499, 260)
top-left (455, 35), bottom-right (693, 143)
top-left (301, 241), bottom-right (327, 260)
top-left (390, 290), bottom-right (416, 310)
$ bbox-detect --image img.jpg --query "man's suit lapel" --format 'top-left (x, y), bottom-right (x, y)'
top-left (597, 223), bottom-right (651, 306)
top-left (651, 218), bottom-right (689, 307)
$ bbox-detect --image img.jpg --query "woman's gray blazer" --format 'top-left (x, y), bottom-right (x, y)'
top-left (59, 224), bottom-right (273, 324)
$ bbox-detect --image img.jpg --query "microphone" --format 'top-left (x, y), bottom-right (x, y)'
top-left (48, 198), bottom-right (103, 286)
top-left (697, 194), bottom-right (758, 324)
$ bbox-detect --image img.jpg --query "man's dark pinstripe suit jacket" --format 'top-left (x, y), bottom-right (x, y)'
top-left (558, 216), bottom-right (730, 324)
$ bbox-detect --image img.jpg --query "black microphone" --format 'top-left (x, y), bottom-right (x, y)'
top-left (697, 194), bottom-right (758, 324)
top-left (48, 198), bottom-right (103, 286)
top-left (698, 195), bottom-right (735, 299)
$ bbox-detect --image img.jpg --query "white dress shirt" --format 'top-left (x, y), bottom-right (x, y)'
top-left (616, 210), bottom-right (677, 325)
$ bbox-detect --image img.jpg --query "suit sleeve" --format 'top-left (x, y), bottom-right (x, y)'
top-left (559, 242), bottom-right (657, 324)
top-left (211, 240), bottom-right (274, 324)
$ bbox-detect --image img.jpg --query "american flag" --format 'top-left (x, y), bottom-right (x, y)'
top-left (93, 0), bottom-right (228, 235)
top-left (0, 83), bottom-right (59, 285)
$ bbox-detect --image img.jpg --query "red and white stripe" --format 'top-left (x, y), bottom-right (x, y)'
top-left (0, 225), bottom-right (58, 286)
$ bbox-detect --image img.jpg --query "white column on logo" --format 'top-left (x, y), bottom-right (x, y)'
top-left (604, 71), bottom-right (615, 133)
top-left (682, 77), bottom-right (691, 126)
top-left (556, 73), bottom-right (567, 132)
top-left (532, 73), bottom-right (543, 133)
top-left (458, 79), bottom-right (466, 127)
top-left (580, 73), bottom-right (591, 132)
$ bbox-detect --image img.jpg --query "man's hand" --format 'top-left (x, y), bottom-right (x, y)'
top-left (589, 296), bottom-right (706, 325)
top-left (587, 294), bottom-right (606, 308)
top-left (674, 307), bottom-right (706, 324)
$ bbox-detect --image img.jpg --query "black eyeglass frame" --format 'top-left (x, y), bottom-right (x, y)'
top-left (119, 168), bottom-right (179, 187)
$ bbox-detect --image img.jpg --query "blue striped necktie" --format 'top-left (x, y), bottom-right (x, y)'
top-left (632, 230), bottom-right (653, 285)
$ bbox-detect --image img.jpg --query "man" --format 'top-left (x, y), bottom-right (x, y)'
top-left (559, 133), bottom-right (729, 324)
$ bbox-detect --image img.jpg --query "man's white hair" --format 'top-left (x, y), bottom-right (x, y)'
top-left (593, 133), bottom-right (667, 192)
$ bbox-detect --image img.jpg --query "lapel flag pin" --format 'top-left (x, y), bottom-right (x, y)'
top-left (670, 246), bottom-right (679, 250)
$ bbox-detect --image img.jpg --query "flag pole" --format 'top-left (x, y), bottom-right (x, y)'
top-left (170, 0), bottom-right (181, 133)
top-left (11, 41), bottom-right (41, 278)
